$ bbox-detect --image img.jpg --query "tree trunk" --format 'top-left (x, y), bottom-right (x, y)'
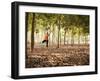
top-left (49, 25), bottom-right (52, 46)
top-left (57, 15), bottom-right (60, 48)
top-left (52, 31), bottom-right (53, 46)
top-left (78, 28), bottom-right (80, 44)
top-left (60, 30), bottom-right (61, 45)
top-left (67, 30), bottom-right (69, 44)
top-left (64, 30), bottom-right (66, 45)
top-left (85, 35), bottom-right (87, 44)
top-left (25, 13), bottom-right (28, 59)
top-left (52, 24), bottom-right (55, 46)
top-left (71, 30), bottom-right (74, 46)
top-left (31, 13), bottom-right (35, 52)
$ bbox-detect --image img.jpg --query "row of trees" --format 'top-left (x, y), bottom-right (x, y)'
top-left (25, 12), bottom-right (89, 51)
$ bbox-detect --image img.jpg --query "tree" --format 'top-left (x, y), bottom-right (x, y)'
top-left (31, 13), bottom-right (35, 51)
top-left (25, 12), bottom-right (29, 59)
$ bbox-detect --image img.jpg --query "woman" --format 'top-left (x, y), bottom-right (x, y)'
top-left (42, 32), bottom-right (49, 47)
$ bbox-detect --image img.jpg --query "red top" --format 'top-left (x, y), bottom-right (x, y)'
top-left (44, 33), bottom-right (48, 40)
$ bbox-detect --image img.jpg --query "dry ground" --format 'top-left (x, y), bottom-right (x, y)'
top-left (26, 44), bottom-right (89, 68)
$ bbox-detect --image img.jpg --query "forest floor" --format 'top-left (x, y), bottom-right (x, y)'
top-left (26, 44), bottom-right (89, 68)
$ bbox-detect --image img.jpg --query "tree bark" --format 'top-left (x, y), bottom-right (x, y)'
top-left (31, 13), bottom-right (35, 52)
top-left (60, 30), bottom-right (61, 45)
top-left (57, 15), bottom-right (60, 48)
top-left (71, 29), bottom-right (74, 46)
top-left (78, 28), bottom-right (80, 44)
top-left (85, 35), bottom-right (87, 44)
top-left (52, 24), bottom-right (55, 46)
top-left (25, 13), bottom-right (28, 59)
top-left (64, 30), bottom-right (66, 45)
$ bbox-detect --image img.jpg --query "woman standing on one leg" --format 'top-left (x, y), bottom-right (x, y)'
top-left (42, 32), bottom-right (49, 47)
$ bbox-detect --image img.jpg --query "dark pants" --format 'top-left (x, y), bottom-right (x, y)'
top-left (42, 40), bottom-right (48, 47)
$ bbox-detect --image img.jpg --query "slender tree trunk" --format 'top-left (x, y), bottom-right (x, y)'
top-left (57, 25), bottom-right (60, 48)
top-left (60, 30), bottom-right (61, 45)
top-left (25, 13), bottom-right (28, 59)
top-left (78, 28), bottom-right (80, 44)
top-left (51, 32), bottom-right (53, 46)
top-left (73, 34), bottom-right (75, 45)
top-left (31, 13), bottom-right (35, 52)
top-left (85, 35), bottom-right (87, 44)
top-left (52, 24), bottom-right (55, 46)
top-left (52, 28), bottom-right (53, 46)
top-left (57, 15), bottom-right (60, 48)
top-left (64, 30), bottom-right (66, 45)
top-left (49, 25), bottom-right (52, 46)
top-left (67, 30), bottom-right (69, 44)
top-left (71, 30), bottom-right (74, 46)
top-left (78, 34), bottom-right (80, 44)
